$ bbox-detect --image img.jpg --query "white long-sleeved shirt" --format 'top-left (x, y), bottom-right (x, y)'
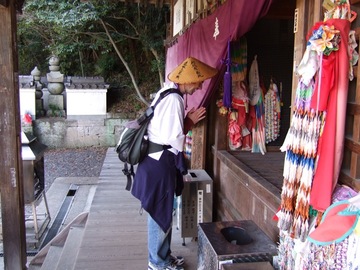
top-left (147, 82), bottom-right (185, 160)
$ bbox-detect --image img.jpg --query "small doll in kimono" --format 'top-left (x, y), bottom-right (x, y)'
top-left (228, 80), bottom-right (252, 150)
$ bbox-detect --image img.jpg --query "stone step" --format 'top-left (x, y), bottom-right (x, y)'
top-left (28, 212), bottom-right (89, 269)
top-left (39, 245), bottom-right (63, 270)
top-left (27, 262), bottom-right (41, 270)
top-left (55, 226), bottom-right (85, 270)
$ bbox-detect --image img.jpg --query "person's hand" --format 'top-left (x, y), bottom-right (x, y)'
top-left (186, 107), bottom-right (206, 125)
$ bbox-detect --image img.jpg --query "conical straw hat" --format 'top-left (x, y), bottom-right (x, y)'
top-left (168, 57), bottom-right (218, 84)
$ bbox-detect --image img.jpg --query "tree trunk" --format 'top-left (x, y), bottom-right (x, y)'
top-left (128, 39), bottom-right (139, 83)
top-left (100, 19), bottom-right (149, 106)
top-left (150, 46), bottom-right (164, 87)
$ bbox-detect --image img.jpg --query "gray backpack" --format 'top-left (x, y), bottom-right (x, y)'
top-left (116, 88), bottom-right (180, 190)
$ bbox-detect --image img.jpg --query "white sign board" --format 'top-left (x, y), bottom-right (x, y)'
top-left (173, 0), bottom-right (184, 36)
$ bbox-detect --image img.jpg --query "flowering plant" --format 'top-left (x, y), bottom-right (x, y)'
top-left (23, 113), bottom-right (32, 124)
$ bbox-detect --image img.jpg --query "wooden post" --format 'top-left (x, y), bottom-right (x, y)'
top-left (190, 121), bottom-right (207, 169)
top-left (291, 0), bottom-right (322, 111)
top-left (0, 1), bottom-right (28, 269)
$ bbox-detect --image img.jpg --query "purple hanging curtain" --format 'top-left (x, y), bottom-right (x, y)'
top-left (165, 0), bottom-right (274, 112)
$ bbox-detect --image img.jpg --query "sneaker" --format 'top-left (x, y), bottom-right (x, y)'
top-left (148, 261), bottom-right (184, 270)
top-left (170, 254), bottom-right (184, 266)
top-left (164, 262), bottom-right (184, 270)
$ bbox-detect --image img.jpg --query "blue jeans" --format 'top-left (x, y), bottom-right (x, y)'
top-left (148, 214), bottom-right (172, 268)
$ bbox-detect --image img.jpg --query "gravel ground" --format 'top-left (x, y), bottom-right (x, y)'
top-left (43, 146), bottom-right (108, 191)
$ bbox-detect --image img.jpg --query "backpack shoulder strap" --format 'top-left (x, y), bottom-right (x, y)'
top-left (137, 88), bottom-right (181, 125)
top-left (122, 163), bottom-right (134, 191)
top-left (154, 88), bottom-right (182, 108)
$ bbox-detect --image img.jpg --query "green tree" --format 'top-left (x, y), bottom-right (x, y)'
top-left (18, 0), bottom-right (170, 106)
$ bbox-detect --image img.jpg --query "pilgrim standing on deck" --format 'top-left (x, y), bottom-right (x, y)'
top-left (131, 57), bottom-right (218, 270)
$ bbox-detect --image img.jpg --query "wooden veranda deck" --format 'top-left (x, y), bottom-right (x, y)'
top-left (71, 148), bottom-right (285, 270)
top-left (73, 149), bottom-right (284, 270)
top-left (27, 147), bottom-right (285, 270)
top-left (230, 150), bottom-right (285, 191)
top-left (72, 148), bottom-right (198, 270)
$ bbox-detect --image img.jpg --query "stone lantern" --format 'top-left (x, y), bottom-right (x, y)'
top-left (31, 66), bottom-right (45, 117)
top-left (46, 56), bottom-right (65, 117)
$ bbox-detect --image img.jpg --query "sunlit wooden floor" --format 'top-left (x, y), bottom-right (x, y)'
top-left (73, 148), bottom-right (198, 270)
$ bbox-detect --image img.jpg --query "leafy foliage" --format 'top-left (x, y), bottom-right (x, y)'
top-left (18, 0), bottom-right (169, 109)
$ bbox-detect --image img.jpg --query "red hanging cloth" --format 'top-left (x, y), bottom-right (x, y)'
top-left (310, 19), bottom-right (351, 212)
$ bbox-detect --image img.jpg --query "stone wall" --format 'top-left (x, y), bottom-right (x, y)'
top-left (32, 115), bottom-right (134, 148)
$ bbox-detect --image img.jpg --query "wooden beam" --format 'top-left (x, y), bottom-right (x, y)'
top-left (291, 0), bottom-right (307, 114)
top-left (312, 0), bottom-right (322, 22)
top-left (290, 0), bottom-right (322, 117)
top-left (347, 25), bottom-right (360, 180)
top-left (117, 0), bottom-right (170, 5)
top-left (0, 0), bottom-right (9, 7)
top-left (210, 83), bottom-right (228, 155)
top-left (0, 0), bottom-right (27, 269)
top-left (339, 171), bottom-right (360, 191)
top-left (345, 136), bottom-right (360, 155)
top-left (265, 0), bottom-right (295, 19)
top-left (351, 24), bottom-right (360, 166)
top-left (191, 121), bottom-right (207, 169)
top-left (347, 102), bottom-right (360, 115)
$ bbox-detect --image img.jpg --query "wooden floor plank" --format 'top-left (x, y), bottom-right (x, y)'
top-left (72, 149), bottom-right (284, 269)
top-left (74, 148), bottom-right (198, 270)
top-left (230, 151), bottom-right (285, 190)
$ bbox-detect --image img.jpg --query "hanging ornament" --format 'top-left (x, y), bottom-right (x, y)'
top-left (248, 55), bottom-right (261, 106)
top-left (249, 56), bottom-right (266, 155)
top-left (264, 79), bottom-right (281, 143)
top-left (222, 39), bottom-right (232, 108)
